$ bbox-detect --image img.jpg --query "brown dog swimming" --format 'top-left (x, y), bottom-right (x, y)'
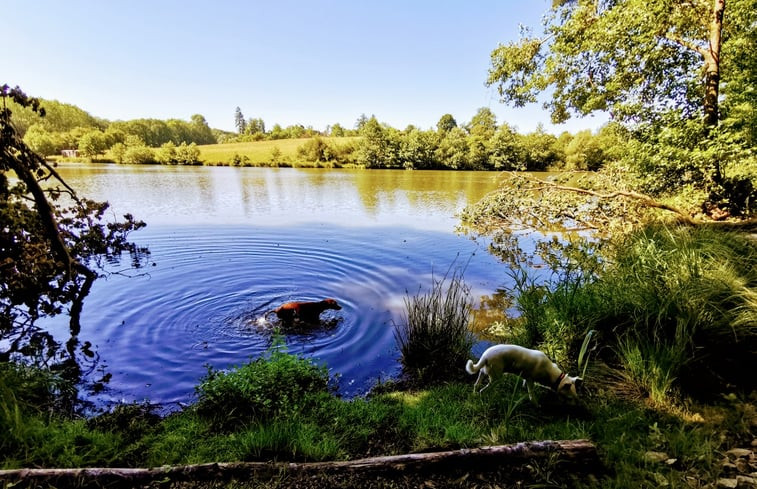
top-left (272, 298), bottom-right (342, 325)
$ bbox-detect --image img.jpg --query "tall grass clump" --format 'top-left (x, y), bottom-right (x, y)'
top-left (509, 224), bottom-right (757, 402)
top-left (395, 269), bottom-right (475, 385)
top-left (194, 334), bottom-right (330, 431)
top-left (507, 265), bottom-right (602, 366)
top-left (599, 225), bottom-right (757, 398)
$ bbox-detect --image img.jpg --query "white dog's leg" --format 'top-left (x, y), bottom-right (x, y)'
top-left (473, 370), bottom-right (485, 393)
top-left (525, 379), bottom-right (535, 401)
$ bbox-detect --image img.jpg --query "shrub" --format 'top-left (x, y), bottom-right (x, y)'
top-left (194, 335), bottom-right (330, 430)
top-left (0, 362), bottom-right (78, 417)
top-left (395, 269), bottom-right (475, 386)
top-left (123, 144), bottom-right (155, 164)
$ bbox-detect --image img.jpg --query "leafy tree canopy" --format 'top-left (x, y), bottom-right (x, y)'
top-left (474, 0), bottom-right (757, 235)
top-left (487, 0), bottom-right (732, 126)
top-left (7, 97), bottom-right (105, 137)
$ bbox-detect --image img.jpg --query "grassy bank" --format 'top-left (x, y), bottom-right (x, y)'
top-left (487, 225), bottom-right (757, 403)
top-left (196, 136), bottom-right (360, 167)
top-left (1, 348), bottom-right (754, 487)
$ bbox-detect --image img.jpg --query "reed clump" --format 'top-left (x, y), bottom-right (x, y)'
top-left (394, 270), bottom-right (476, 386)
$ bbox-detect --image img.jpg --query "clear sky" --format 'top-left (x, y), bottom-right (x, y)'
top-left (3, 1), bottom-right (607, 134)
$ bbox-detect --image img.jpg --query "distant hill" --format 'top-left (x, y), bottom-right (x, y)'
top-left (9, 97), bottom-right (106, 137)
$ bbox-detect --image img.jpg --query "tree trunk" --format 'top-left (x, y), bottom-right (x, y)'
top-left (703, 0), bottom-right (725, 130)
top-left (704, 0), bottom-right (726, 184)
top-left (0, 440), bottom-right (599, 488)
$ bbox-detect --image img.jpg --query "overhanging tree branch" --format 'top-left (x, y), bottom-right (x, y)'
top-left (532, 182), bottom-right (700, 225)
top-left (522, 173), bottom-right (757, 230)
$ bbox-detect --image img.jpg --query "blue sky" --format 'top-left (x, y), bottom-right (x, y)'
top-left (3, 1), bottom-right (607, 134)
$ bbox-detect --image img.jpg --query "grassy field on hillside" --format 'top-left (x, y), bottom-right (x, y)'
top-left (197, 137), bottom-right (360, 167)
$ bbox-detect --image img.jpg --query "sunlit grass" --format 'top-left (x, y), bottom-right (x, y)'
top-left (2, 345), bottom-right (753, 488)
top-left (500, 224), bottom-right (757, 404)
top-left (197, 136), bottom-right (360, 166)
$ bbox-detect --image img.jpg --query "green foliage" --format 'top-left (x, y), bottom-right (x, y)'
top-left (485, 1), bottom-right (756, 217)
top-left (564, 130), bottom-right (606, 171)
top-left (488, 1), bottom-right (712, 124)
top-left (157, 141), bottom-right (201, 165)
top-left (394, 269), bottom-right (475, 386)
top-left (7, 97), bottom-right (104, 137)
top-left (467, 107), bottom-right (497, 138)
top-left (355, 116), bottom-right (400, 168)
top-left (22, 123), bottom-right (62, 156)
top-left (9, 93), bottom-right (217, 159)
top-left (123, 143), bottom-right (156, 164)
top-left (517, 126), bottom-right (562, 171)
top-left (434, 126), bottom-right (471, 170)
top-left (12, 87), bottom-right (626, 171)
top-left (489, 123), bottom-right (525, 170)
top-left (0, 362), bottom-right (121, 468)
top-left (624, 115), bottom-right (757, 216)
top-left (194, 335), bottom-right (330, 430)
top-left (329, 122), bottom-right (346, 137)
top-left (493, 224), bottom-right (757, 401)
top-left (234, 106), bottom-right (246, 134)
top-left (296, 136), bottom-right (344, 165)
top-left (109, 116), bottom-right (215, 148)
top-left (77, 129), bottom-right (108, 158)
top-left (601, 225), bottom-right (757, 395)
top-left (399, 128), bottom-right (438, 169)
top-left (436, 113), bottom-right (457, 133)
top-left (460, 170), bottom-right (647, 236)
top-left (2, 353), bottom-right (753, 489)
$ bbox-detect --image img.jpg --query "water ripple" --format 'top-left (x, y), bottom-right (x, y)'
top-left (55, 224), bottom-right (506, 409)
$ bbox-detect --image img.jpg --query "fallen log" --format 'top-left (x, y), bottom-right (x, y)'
top-left (0, 439), bottom-right (599, 488)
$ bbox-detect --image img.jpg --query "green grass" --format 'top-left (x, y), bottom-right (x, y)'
top-left (490, 224), bottom-right (757, 404)
top-left (3, 355), bottom-right (750, 488)
top-left (197, 137), bottom-right (360, 167)
top-left (194, 335), bottom-right (331, 431)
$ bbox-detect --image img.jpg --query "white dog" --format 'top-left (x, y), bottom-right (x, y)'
top-left (465, 344), bottom-right (582, 401)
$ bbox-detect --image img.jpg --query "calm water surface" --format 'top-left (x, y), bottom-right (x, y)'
top-left (49, 164), bottom-right (513, 409)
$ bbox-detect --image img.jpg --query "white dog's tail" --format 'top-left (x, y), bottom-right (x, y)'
top-left (465, 358), bottom-right (485, 375)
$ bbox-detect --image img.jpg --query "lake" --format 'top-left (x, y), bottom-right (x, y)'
top-left (47, 164), bottom-right (515, 409)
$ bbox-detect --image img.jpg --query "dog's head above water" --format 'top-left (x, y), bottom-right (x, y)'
top-left (321, 298), bottom-right (342, 310)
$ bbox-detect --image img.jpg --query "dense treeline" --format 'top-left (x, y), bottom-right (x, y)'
top-left (342, 110), bottom-right (620, 171)
top-left (10, 96), bottom-right (619, 170)
top-left (245, 109), bottom-right (621, 172)
top-left (8, 98), bottom-right (216, 164)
